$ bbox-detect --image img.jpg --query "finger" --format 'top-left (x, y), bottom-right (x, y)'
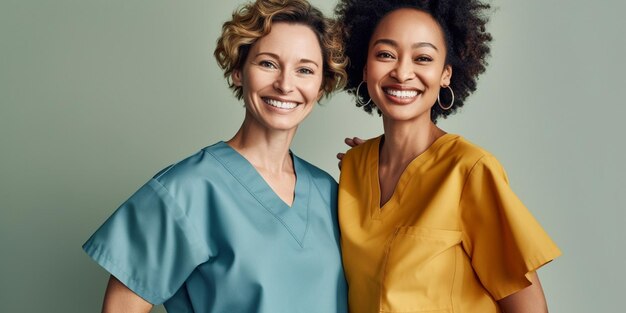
top-left (353, 137), bottom-right (365, 145)
top-left (336, 153), bottom-right (345, 160)
top-left (344, 137), bottom-right (355, 147)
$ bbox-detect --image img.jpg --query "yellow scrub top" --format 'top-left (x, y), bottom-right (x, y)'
top-left (338, 134), bottom-right (561, 313)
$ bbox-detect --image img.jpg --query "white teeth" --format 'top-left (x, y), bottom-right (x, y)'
top-left (264, 98), bottom-right (298, 109)
top-left (384, 88), bottom-right (418, 98)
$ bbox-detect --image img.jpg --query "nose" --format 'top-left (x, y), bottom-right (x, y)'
top-left (390, 57), bottom-right (415, 82)
top-left (273, 70), bottom-right (294, 94)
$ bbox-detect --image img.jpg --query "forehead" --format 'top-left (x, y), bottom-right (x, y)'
top-left (370, 8), bottom-right (446, 50)
top-left (251, 22), bottom-right (323, 61)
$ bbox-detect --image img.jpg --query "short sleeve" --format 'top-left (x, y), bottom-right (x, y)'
top-left (82, 179), bottom-right (211, 304)
top-left (459, 155), bottom-right (561, 300)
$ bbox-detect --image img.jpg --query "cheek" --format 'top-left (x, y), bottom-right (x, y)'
top-left (365, 58), bottom-right (379, 79)
top-left (365, 60), bottom-right (393, 83)
top-left (245, 68), bottom-right (274, 89)
top-left (417, 69), bottom-right (445, 87)
top-left (302, 78), bottom-right (324, 100)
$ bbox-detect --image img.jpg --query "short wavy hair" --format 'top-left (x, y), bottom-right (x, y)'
top-left (214, 0), bottom-right (347, 100)
top-left (335, 0), bottom-right (492, 122)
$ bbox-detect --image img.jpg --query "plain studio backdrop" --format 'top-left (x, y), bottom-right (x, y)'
top-left (1, 0), bottom-right (624, 312)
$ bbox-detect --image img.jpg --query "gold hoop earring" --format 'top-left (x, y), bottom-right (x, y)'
top-left (355, 81), bottom-right (372, 107)
top-left (437, 85), bottom-right (455, 110)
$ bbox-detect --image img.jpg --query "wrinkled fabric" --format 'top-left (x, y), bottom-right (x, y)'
top-left (339, 134), bottom-right (560, 313)
top-left (84, 141), bottom-right (347, 312)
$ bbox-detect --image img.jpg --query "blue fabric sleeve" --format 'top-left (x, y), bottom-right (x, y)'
top-left (82, 179), bottom-right (210, 304)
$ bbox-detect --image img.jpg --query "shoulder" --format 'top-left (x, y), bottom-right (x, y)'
top-left (151, 143), bottom-right (223, 192)
top-left (441, 135), bottom-right (504, 173)
top-left (294, 154), bottom-right (337, 209)
top-left (443, 136), bottom-right (509, 188)
top-left (346, 136), bottom-right (379, 158)
top-left (294, 155), bottom-right (337, 191)
top-left (343, 136), bottom-right (380, 169)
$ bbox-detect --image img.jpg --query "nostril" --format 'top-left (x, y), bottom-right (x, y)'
top-left (273, 82), bottom-right (293, 94)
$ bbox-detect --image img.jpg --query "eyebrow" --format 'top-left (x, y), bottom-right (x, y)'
top-left (373, 39), bottom-right (439, 51)
top-left (254, 52), bottom-right (320, 68)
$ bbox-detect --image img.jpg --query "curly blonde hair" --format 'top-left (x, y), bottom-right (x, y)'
top-left (214, 0), bottom-right (347, 100)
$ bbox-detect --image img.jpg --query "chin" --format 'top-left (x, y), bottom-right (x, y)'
top-left (379, 106), bottom-right (430, 123)
top-left (263, 120), bottom-right (301, 132)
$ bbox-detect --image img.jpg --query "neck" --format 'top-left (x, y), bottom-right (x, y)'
top-left (226, 113), bottom-right (297, 174)
top-left (380, 114), bottom-right (445, 167)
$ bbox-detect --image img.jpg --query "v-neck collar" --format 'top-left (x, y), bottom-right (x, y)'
top-left (369, 133), bottom-right (458, 220)
top-left (206, 141), bottom-right (311, 247)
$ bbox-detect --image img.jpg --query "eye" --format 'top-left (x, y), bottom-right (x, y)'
top-left (258, 60), bottom-right (277, 69)
top-left (375, 51), bottom-right (395, 60)
top-left (298, 67), bottom-right (315, 75)
top-left (415, 55), bottom-right (433, 63)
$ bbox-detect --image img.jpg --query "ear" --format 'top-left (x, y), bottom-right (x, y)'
top-left (441, 65), bottom-right (452, 86)
top-left (232, 69), bottom-right (243, 87)
top-left (362, 66), bottom-right (368, 81)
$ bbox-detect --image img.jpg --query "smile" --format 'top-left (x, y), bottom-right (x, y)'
top-left (383, 88), bottom-right (419, 98)
top-left (262, 97), bottom-right (299, 110)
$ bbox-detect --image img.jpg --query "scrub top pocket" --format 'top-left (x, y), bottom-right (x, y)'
top-left (380, 227), bottom-right (462, 312)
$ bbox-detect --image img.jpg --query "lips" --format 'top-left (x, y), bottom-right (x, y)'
top-left (262, 97), bottom-right (299, 109)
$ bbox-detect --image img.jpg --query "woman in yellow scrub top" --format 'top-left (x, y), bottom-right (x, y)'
top-left (335, 0), bottom-right (561, 312)
top-left (82, 0), bottom-right (348, 312)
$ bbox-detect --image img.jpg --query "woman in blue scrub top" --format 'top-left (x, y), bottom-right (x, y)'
top-left (82, 0), bottom-right (348, 312)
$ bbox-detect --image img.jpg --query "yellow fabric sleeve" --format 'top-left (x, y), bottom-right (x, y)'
top-left (459, 155), bottom-right (561, 300)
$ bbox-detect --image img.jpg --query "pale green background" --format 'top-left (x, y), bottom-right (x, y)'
top-left (1, 0), bottom-right (624, 312)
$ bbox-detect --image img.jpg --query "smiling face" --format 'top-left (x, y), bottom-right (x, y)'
top-left (232, 22), bottom-right (324, 132)
top-left (364, 8), bottom-right (451, 124)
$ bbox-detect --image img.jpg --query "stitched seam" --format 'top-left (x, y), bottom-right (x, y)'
top-left (450, 246), bottom-right (458, 313)
top-left (148, 178), bottom-right (210, 254)
top-left (309, 174), bottom-right (332, 209)
top-left (379, 227), bottom-right (400, 312)
top-left (457, 154), bottom-right (487, 254)
top-left (84, 243), bottom-right (164, 303)
top-left (207, 149), bottom-right (304, 247)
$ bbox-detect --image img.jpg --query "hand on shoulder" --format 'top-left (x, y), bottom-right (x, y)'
top-left (337, 137), bottom-right (366, 170)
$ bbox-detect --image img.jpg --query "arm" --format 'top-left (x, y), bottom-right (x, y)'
top-left (102, 275), bottom-right (153, 313)
top-left (497, 271), bottom-right (548, 313)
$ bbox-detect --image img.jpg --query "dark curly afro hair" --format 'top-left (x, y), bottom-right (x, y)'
top-left (335, 0), bottom-right (492, 122)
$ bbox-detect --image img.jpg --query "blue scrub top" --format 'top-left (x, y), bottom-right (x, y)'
top-left (83, 142), bottom-right (348, 312)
